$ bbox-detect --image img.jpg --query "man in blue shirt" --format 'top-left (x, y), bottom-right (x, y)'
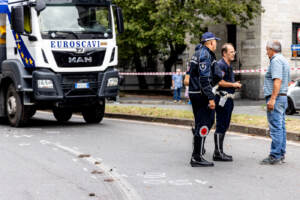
top-left (214, 43), bottom-right (242, 162)
top-left (172, 68), bottom-right (183, 102)
top-left (262, 40), bottom-right (290, 165)
top-left (188, 32), bottom-right (223, 167)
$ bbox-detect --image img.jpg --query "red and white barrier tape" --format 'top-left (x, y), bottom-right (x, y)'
top-left (119, 67), bottom-right (300, 76)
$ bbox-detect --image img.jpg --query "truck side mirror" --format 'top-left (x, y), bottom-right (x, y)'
top-left (35, 0), bottom-right (46, 13)
top-left (11, 6), bottom-right (24, 34)
top-left (116, 7), bottom-right (124, 34)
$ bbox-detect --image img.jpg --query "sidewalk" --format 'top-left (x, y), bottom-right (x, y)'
top-left (115, 94), bottom-right (273, 117)
top-left (116, 94), bottom-right (300, 119)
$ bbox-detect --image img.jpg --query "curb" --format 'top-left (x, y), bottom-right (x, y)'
top-left (118, 100), bottom-right (182, 105)
top-left (104, 113), bottom-right (300, 142)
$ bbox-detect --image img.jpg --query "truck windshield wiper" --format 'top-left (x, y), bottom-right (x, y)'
top-left (48, 31), bottom-right (80, 39)
top-left (81, 31), bottom-right (106, 35)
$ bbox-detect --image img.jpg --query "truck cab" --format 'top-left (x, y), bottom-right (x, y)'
top-left (0, 0), bottom-right (124, 126)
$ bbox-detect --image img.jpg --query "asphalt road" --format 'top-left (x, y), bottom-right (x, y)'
top-left (0, 112), bottom-right (300, 200)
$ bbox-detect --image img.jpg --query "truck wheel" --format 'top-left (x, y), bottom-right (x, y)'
top-left (53, 108), bottom-right (72, 123)
top-left (82, 102), bottom-right (105, 124)
top-left (286, 98), bottom-right (296, 115)
top-left (6, 84), bottom-right (30, 127)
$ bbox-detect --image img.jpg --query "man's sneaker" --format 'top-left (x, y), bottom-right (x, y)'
top-left (280, 155), bottom-right (285, 163)
top-left (260, 155), bottom-right (281, 165)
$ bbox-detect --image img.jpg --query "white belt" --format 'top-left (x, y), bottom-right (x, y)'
top-left (216, 91), bottom-right (235, 99)
top-left (189, 91), bottom-right (202, 94)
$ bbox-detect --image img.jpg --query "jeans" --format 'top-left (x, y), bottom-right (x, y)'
top-left (173, 88), bottom-right (181, 101)
top-left (266, 96), bottom-right (287, 159)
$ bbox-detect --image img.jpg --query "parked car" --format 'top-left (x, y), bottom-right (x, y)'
top-left (286, 79), bottom-right (300, 115)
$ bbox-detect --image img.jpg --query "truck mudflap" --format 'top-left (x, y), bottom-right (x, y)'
top-left (32, 69), bottom-right (119, 101)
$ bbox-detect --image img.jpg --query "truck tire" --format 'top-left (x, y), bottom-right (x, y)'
top-left (53, 108), bottom-right (72, 123)
top-left (6, 84), bottom-right (30, 127)
top-left (82, 102), bottom-right (105, 124)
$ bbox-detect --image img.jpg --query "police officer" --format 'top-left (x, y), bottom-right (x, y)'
top-left (213, 43), bottom-right (242, 162)
top-left (188, 32), bottom-right (222, 167)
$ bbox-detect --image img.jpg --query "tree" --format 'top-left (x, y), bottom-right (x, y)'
top-left (114, 0), bottom-right (263, 89)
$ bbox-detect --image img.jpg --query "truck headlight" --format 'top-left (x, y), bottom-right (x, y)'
top-left (107, 77), bottom-right (118, 87)
top-left (37, 80), bottom-right (54, 89)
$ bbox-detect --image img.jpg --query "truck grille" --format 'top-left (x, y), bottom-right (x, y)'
top-left (61, 73), bottom-right (103, 97)
top-left (53, 50), bottom-right (106, 67)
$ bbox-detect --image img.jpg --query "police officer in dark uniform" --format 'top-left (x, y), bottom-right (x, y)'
top-left (213, 43), bottom-right (242, 162)
top-left (188, 32), bottom-right (223, 167)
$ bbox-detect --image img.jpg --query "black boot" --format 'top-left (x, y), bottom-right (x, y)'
top-left (190, 136), bottom-right (214, 167)
top-left (192, 127), bottom-right (206, 155)
top-left (213, 134), bottom-right (233, 162)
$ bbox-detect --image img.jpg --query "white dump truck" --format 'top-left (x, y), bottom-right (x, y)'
top-left (0, 0), bottom-right (124, 126)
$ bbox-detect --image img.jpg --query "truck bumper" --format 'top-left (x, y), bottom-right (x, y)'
top-left (32, 69), bottom-right (119, 101)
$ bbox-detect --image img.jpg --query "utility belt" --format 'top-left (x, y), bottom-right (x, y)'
top-left (214, 86), bottom-right (235, 107)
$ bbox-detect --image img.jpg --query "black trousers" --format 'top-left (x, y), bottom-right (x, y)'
top-left (215, 95), bottom-right (234, 134)
top-left (190, 93), bottom-right (215, 137)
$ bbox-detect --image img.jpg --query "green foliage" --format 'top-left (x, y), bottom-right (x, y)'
top-left (113, 0), bottom-right (263, 69)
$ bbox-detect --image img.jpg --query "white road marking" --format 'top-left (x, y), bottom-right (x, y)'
top-left (168, 180), bottom-right (193, 186)
top-left (83, 168), bottom-right (88, 172)
top-left (40, 140), bottom-right (50, 145)
top-left (91, 175), bottom-right (97, 180)
top-left (95, 158), bottom-right (103, 162)
top-left (137, 172), bottom-right (166, 179)
top-left (143, 180), bottom-right (166, 185)
top-left (19, 143), bottom-right (31, 146)
top-left (13, 135), bottom-right (33, 138)
top-left (40, 140), bottom-right (142, 200)
top-left (195, 179), bottom-right (208, 185)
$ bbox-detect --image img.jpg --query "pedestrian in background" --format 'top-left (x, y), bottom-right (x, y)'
top-left (213, 43), bottom-right (242, 162)
top-left (184, 64), bottom-right (191, 104)
top-left (188, 32), bottom-right (222, 167)
top-left (172, 68), bottom-right (183, 103)
top-left (261, 40), bottom-right (290, 165)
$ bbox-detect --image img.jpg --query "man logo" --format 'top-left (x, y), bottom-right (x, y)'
top-left (68, 57), bottom-right (93, 64)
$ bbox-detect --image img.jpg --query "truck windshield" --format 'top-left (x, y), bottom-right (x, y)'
top-left (39, 5), bottom-right (112, 39)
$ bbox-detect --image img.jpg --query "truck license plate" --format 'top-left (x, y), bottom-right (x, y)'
top-left (75, 83), bottom-right (89, 89)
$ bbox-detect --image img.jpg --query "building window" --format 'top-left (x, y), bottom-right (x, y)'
top-left (292, 23), bottom-right (300, 57)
